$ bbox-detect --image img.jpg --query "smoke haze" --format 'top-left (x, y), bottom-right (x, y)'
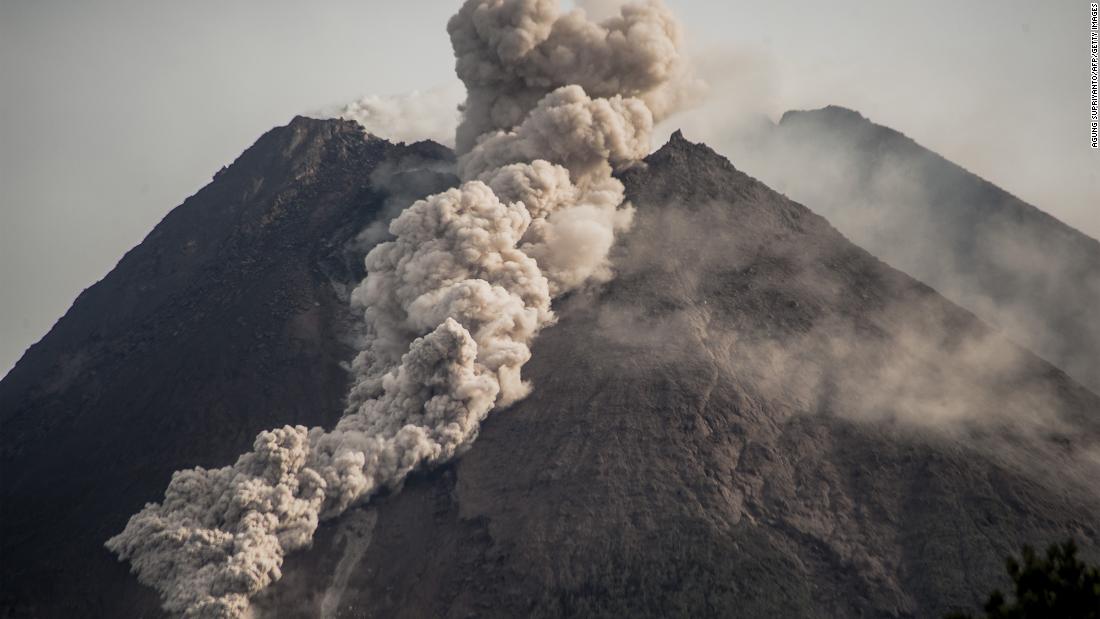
top-left (715, 107), bottom-right (1100, 393)
top-left (605, 154), bottom-right (1100, 504)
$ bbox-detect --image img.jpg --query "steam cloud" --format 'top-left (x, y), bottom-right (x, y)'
top-left (105, 1), bottom-right (690, 616)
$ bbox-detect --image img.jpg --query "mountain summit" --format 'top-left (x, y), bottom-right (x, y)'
top-left (2, 120), bottom-right (1098, 618)
top-left (0, 116), bottom-right (454, 616)
top-left (728, 106), bottom-right (1100, 393)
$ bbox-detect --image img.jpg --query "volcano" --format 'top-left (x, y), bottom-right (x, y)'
top-left (2, 119), bottom-right (1098, 618)
top-left (726, 105), bottom-right (1100, 393)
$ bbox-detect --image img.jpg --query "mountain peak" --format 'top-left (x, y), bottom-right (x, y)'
top-left (644, 129), bottom-right (740, 177)
top-left (0, 118), bottom-right (457, 617)
top-left (624, 128), bottom-right (778, 214)
top-left (280, 114), bottom-right (371, 146)
top-left (730, 104), bottom-right (1100, 392)
top-left (779, 105), bottom-right (867, 126)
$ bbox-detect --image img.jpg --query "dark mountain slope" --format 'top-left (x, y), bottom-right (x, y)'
top-left (725, 106), bottom-right (1100, 392)
top-left (2, 123), bottom-right (1097, 618)
top-left (254, 132), bottom-right (1100, 619)
top-left (0, 117), bottom-right (454, 617)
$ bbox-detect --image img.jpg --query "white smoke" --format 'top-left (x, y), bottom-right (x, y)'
top-left (324, 83), bottom-right (464, 146)
top-left (105, 1), bottom-right (692, 617)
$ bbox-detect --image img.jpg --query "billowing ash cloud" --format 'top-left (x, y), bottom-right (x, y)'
top-left (449, 0), bottom-right (695, 154)
top-left (105, 1), bottom-right (691, 616)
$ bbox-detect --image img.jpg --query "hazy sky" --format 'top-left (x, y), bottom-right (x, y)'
top-left (1, 0), bottom-right (1096, 375)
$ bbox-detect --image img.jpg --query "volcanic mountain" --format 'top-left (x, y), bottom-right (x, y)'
top-left (724, 105), bottom-right (1100, 393)
top-left (2, 118), bottom-right (1098, 618)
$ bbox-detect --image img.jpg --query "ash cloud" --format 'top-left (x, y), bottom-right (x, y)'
top-left (105, 1), bottom-right (692, 617)
top-left (449, 0), bottom-right (701, 154)
top-left (348, 153), bottom-right (458, 253)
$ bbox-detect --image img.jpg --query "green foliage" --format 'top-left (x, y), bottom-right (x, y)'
top-left (946, 540), bottom-right (1100, 619)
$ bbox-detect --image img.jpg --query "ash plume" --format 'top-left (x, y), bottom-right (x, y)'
top-left (105, 1), bottom-right (691, 616)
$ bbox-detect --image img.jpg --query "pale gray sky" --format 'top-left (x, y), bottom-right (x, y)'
top-left (1, 0), bottom-right (1096, 375)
